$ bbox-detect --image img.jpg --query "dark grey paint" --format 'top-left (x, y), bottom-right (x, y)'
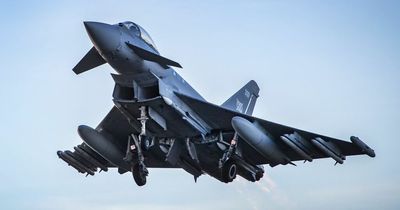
top-left (58, 21), bottom-right (375, 186)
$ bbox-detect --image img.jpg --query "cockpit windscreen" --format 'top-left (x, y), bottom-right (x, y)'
top-left (119, 21), bottom-right (157, 51)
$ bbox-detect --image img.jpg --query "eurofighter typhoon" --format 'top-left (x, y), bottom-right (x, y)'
top-left (57, 21), bottom-right (375, 186)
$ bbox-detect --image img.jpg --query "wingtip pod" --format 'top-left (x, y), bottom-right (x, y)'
top-left (350, 136), bottom-right (375, 158)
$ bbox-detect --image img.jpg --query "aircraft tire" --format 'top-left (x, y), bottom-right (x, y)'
top-left (132, 164), bottom-right (147, 186)
top-left (221, 160), bottom-right (237, 183)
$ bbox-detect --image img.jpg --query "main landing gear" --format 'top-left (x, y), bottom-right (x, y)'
top-left (219, 134), bottom-right (238, 183)
top-left (123, 106), bottom-right (150, 186)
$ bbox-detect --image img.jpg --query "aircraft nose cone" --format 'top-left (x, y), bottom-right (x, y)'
top-left (84, 21), bottom-right (120, 53)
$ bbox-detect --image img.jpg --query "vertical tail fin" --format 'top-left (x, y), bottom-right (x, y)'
top-left (221, 80), bottom-right (260, 115)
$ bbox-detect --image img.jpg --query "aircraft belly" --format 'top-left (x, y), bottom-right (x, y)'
top-left (175, 142), bottom-right (220, 180)
top-left (113, 96), bottom-right (203, 138)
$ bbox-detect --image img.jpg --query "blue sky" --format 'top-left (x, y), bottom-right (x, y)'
top-left (0, 1), bottom-right (399, 209)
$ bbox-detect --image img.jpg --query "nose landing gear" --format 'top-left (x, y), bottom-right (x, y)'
top-left (132, 158), bottom-right (148, 186)
top-left (123, 106), bottom-right (150, 186)
top-left (124, 134), bottom-right (149, 186)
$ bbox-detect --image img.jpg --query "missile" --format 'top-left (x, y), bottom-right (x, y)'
top-left (311, 138), bottom-right (344, 164)
top-left (77, 125), bottom-right (130, 170)
top-left (69, 150), bottom-right (97, 170)
top-left (78, 144), bottom-right (108, 164)
top-left (280, 135), bottom-right (313, 162)
top-left (74, 146), bottom-right (108, 172)
top-left (231, 116), bottom-right (290, 165)
top-left (57, 151), bottom-right (85, 173)
top-left (57, 151), bottom-right (95, 175)
top-left (350, 136), bottom-right (375, 158)
top-left (72, 147), bottom-right (98, 169)
top-left (65, 151), bottom-right (96, 175)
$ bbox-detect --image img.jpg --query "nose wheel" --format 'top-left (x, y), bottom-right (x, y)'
top-left (124, 134), bottom-right (149, 186)
top-left (132, 161), bottom-right (148, 186)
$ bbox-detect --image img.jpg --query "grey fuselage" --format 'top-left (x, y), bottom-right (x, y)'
top-left (63, 21), bottom-right (374, 185)
top-left (90, 21), bottom-right (204, 101)
top-left (84, 21), bottom-right (230, 181)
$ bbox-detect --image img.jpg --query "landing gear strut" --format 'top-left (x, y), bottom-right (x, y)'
top-left (138, 106), bottom-right (148, 136)
top-left (124, 106), bottom-right (150, 186)
top-left (219, 133), bottom-right (238, 183)
top-left (219, 133), bottom-right (238, 168)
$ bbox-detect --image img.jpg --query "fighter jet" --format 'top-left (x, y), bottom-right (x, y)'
top-left (57, 21), bottom-right (375, 186)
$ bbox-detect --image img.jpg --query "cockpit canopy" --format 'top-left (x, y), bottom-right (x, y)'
top-left (119, 21), bottom-right (157, 51)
